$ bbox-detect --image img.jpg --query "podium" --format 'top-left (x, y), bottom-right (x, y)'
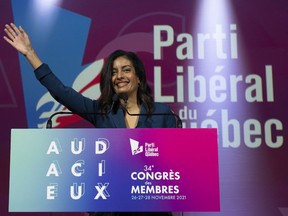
top-left (9, 128), bottom-right (220, 212)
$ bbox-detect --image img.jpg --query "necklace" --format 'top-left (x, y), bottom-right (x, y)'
top-left (125, 105), bottom-right (140, 128)
top-left (125, 115), bottom-right (139, 128)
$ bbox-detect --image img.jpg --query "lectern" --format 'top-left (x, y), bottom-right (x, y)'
top-left (9, 128), bottom-right (220, 212)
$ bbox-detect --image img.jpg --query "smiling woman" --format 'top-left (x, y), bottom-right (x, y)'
top-left (97, 49), bottom-right (158, 120)
top-left (3, 23), bottom-right (178, 130)
top-left (111, 56), bottom-right (141, 128)
top-left (3, 23), bottom-right (178, 215)
top-left (111, 57), bottom-right (140, 105)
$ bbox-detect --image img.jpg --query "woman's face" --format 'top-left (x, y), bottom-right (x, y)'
top-left (111, 56), bottom-right (140, 98)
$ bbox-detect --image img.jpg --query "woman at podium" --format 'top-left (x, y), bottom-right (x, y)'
top-left (4, 23), bottom-right (177, 216)
top-left (3, 23), bottom-right (179, 130)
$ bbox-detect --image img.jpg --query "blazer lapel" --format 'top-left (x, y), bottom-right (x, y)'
top-left (137, 104), bottom-right (152, 128)
top-left (110, 106), bottom-right (126, 128)
top-left (110, 104), bottom-right (152, 128)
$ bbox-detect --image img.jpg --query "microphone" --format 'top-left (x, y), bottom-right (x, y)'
top-left (111, 94), bottom-right (119, 110)
top-left (46, 111), bottom-right (73, 128)
top-left (46, 94), bottom-right (119, 129)
top-left (117, 93), bottom-right (128, 103)
top-left (119, 93), bottom-right (183, 128)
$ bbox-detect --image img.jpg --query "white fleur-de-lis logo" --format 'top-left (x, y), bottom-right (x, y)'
top-left (36, 59), bottom-right (104, 128)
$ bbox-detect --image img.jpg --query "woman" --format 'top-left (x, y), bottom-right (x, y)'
top-left (3, 23), bottom-right (177, 129)
top-left (4, 23), bottom-right (176, 216)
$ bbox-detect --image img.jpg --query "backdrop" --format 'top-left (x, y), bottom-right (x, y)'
top-left (1, 0), bottom-right (288, 216)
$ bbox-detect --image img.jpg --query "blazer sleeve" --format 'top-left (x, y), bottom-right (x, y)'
top-left (152, 102), bottom-right (178, 128)
top-left (34, 63), bottom-right (98, 125)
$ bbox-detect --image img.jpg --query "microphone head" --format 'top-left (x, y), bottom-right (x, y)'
top-left (112, 94), bottom-right (119, 102)
top-left (118, 93), bottom-right (128, 103)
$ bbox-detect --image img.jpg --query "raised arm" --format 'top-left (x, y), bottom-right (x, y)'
top-left (3, 23), bottom-right (42, 69)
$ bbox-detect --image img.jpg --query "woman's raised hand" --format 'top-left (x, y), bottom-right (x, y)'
top-left (3, 23), bottom-right (42, 69)
top-left (4, 23), bottom-right (33, 56)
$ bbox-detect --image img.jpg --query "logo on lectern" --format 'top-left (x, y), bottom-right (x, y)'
top-left (130, 138), bottom-right (159, 157)
top-left (130, 138), bottom-right (143, 155)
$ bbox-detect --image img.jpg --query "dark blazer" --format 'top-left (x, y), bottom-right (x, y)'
top-left (35, 64), bottom-right (177, 128)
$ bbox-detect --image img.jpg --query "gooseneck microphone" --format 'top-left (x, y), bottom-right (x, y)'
top-left (45, 93), bottom-right (182, 128)
top-left (119, 93), bottom-right (183, 128)
top-left (46, 94), bottom-right (120, 129)
top-left (46, 111), bottom-right (73, 128)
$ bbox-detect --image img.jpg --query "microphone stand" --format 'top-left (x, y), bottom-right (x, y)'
top-left (45, 94), bottom-right (182, 129)
top-left (46, 94), bottom-right (120, 129)
top-left (119, 94), bottom-right (182, 128)
top-left (123, 107), bottom-right (183, 128)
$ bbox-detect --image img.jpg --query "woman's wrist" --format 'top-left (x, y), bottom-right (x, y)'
top-left (24, 47), bottom-right (35, 57)
top-left (25, 48), bottom-right (43, 69)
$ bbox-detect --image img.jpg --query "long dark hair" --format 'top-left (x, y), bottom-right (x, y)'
top-left (98, 50), bottom-right (153, 114)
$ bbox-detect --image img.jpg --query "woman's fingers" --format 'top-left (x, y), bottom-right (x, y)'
top-left (4, 23), bottom-right (23, 41)
top-left (4, 23), bottom-right (27, 51)
top-left (4, 24), bottom-right (15, 40)
top-left (3, 35), bottom-right (12, 45)
top-left (19, 26), bottom-right (25, 34)
top-left (11, 23), bottom-right (21, 36)
top-left (7, 24), bottom-right (17, 37)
